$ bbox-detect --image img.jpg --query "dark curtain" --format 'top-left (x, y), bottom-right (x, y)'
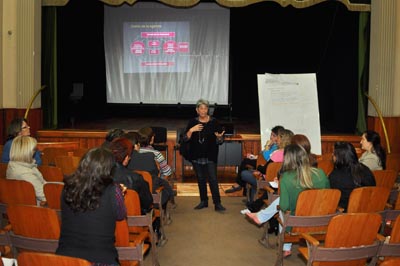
top-left (41, 7), bottom-right (58, 129)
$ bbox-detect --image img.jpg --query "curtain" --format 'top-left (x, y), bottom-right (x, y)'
top-left (355, 11), bottom-right (370, 134)
top-left (41, 7), bottom-right (58, 129)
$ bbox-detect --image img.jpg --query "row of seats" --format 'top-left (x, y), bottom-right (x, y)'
top-left (0, 176), bottom-right (161, 266)
top-left (264, 187), bottom-right (400, 265)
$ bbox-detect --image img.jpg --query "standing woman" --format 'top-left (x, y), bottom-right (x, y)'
top-left (56, 147), bottom-right (127, 266)
top-left (359, 130), bottom-right (386, 170)
top-left (184, 99), bottom-right (226, 212)
top-left (1, 117), bottom-right (42, 165)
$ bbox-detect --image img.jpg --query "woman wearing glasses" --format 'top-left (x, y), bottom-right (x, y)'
top-left (1, 117), bottom-right (42, 165)
top-left (183, 99), bottom-right (226, 212)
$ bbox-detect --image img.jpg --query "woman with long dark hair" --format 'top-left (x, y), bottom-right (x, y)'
top-left (56, 147), bottom-right (127, 266)
top-left (329, 142), bottom-right (376, 211)
top-left (359, 130), bottom-right (386, 170)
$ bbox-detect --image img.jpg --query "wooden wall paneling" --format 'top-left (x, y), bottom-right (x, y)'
top-left (368, 116), bottom-right (400, 154)
top-left (0, 108), bottom-right (42, 144)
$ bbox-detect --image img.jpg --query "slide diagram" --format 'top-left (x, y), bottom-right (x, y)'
top-left (123, 21), bottom-right (190, 73)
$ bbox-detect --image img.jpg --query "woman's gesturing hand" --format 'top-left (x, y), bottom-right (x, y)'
top-left (190, 123), bottom-right (204, 133)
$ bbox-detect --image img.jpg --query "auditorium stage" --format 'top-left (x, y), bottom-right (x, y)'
top-left (62, 116), bottom-right (260, 135)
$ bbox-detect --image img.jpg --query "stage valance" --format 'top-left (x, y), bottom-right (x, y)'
top-left (42, 0), bottom-right (370, 11)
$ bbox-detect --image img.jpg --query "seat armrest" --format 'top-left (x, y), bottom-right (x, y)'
top-left (301, 233), bottom-right (320, 246)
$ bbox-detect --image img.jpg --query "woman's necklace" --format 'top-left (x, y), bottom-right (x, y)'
top-left (198, 115), bottom-right (209, 144)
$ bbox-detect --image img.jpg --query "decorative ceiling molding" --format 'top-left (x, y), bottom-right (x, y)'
top-left (42, 0), bottom-right (371, 11)
top-left (42, 0), bottom-right (70, 6)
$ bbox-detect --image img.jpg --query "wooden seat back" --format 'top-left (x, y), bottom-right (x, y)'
top-left (380, 259), bottom-right (400, 266)
top-left (375, 216), bottom-right (400, 263)
top-left (124, 189), bottom-right (158, 266)
top-left (115, 219), bottom-right (144, 266)
top-left (18, 252), bottom-right (91, 266)
top-left (291, 188), bottom-right (341, 235)
top-left (55, 155), bottom-right (80, 176)
top-left (264, 162), bottom-right (282, 181)
top-left (347, 186), bottom-right (390, 213)
top-left (299, 213), bottom-right (382, 266)
top-left (386, 153), bottom-right (400, 175)
top-left (7, 204), bottom-right (60, 239)
top-left (275, 189), bottom-right (341, 265)
top-left (373, 170), bottom-right (397, 191)
top-left (38, 165), bottom-right (64, 182)
top-left (0, 179), bottom-right (37, 205)
top-left (41, 147), bottom-right (69, 166)
top-left (317, 159), bottom-right (334, 176)
top-left (71, 148), bottom-right (88, 159)
top-left (0, 163), bottom-right (7, 179)
top-left (44, 182), bottom-right (64, 210)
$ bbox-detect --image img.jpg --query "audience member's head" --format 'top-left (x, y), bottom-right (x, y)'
top-left (105, 128), bottom-right (125, 142)
top-left (291, 134), bottom-right (317, 166)
top-left (270, 125), bottom-right (284, 144)
top-left (278, 129), bottom-right (294, 149)
top-left (64, 147), bottom-right (115, 212)
top-left (124, 131), bottom-right (141, 151)
top-left (138, 127), bottom-right (155, 146)
top-left (361, 130), bottom-right (386, 169)
top-left (7, 118), bottom-right (30, 140)
top-left (281, 144), bottom-right (313, 189)
top-left (333, 142), bottom-right (358, 169)
top-left (10, 136), bottom-right (37, 164)
top-left (102, 128), bottom-right (125, 149)
top-left (109, 137), bottom-right (133, 165)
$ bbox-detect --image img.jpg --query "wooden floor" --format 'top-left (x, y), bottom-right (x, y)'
top-left (176, 182), bottom-right (244, 197)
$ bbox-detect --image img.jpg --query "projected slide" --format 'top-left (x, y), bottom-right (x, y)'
top-left (123, 22), bottom-right (190, 73)
top-left (104, 2), bottom-right (230, 105)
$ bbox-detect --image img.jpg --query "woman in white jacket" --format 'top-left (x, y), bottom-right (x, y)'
top-left (6, 135), bottom-right (47, 206)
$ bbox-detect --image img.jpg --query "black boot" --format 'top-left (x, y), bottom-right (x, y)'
top-left (194, 201), bottom-right (208, 210)
top-left (214, 203), bottom-right (226, 212)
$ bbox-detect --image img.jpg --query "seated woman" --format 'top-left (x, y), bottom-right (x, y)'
top-left (2, 118), bottom-right (42, 165)
top-left (225, 125), bottom-right (284, 194)
top-left (101, 128), bottom-right (125, 149)
top-left (241, 128), bottom-right (293, 203)
top-left (125, 131), bottom-right (176, 209)
top-left (329, 141), bottom-right (376, 212)
top-left (6, 135), bottom-right (47, 206)
top-left (56, 147), bottom-right (127, 265)
top-left (359, 130), bottom-right (386, 171)
top-left (246, 144), bottom-right (329, 257)
top-left (109, 137), bottom-right (153, 214)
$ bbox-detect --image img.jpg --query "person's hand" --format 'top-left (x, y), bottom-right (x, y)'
top-left (247, 153), bottom-right (257, 160)
top-left (264, 140), bottom-right (272, 150)
top-left (119, 184), bottom-right (127, 196)
top-left (190, 123), bottom-right (204, 133)
top-left (215, 130), bottom-right (225, 139)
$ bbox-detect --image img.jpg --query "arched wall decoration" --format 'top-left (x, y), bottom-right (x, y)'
top-left (42, 0), bottom-right (370, 11)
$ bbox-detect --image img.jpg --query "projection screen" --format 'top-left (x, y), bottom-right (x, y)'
top-left (104, 2), bottom-right (230, 105)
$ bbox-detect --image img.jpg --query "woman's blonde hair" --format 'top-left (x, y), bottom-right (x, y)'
top-left (196, 99), bottom-right (209, 108)
top-left (281, 144), bottom-right (317, 189)
top-left (278, 129), bottom-right (294, 149)
top-left (10, 136), bottom-right (37, 164)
